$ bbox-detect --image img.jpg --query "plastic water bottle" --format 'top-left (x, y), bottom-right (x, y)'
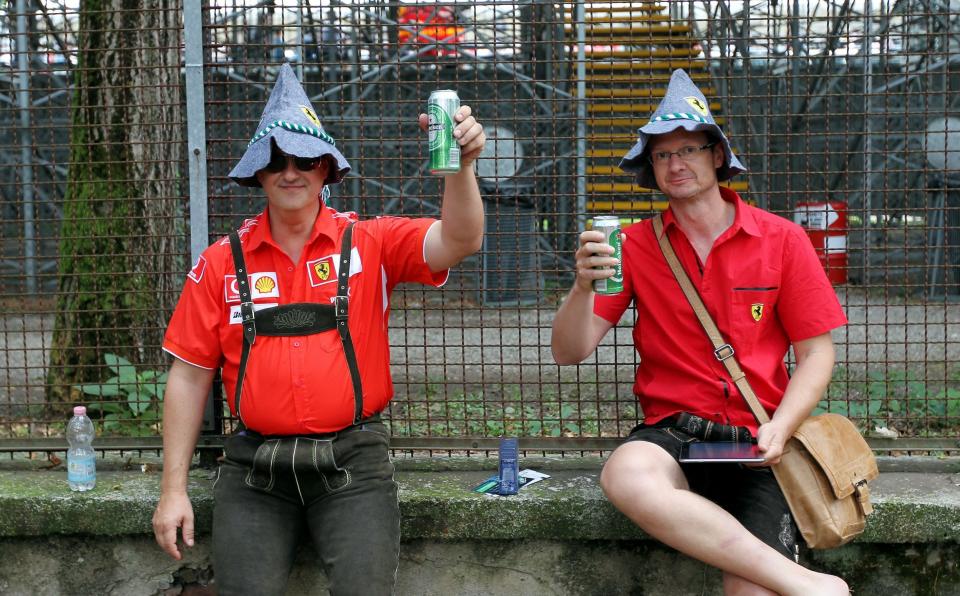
top-left (66, 405), bottom-right (96, 492)
top-left (498, 437), bottom-right (519, 495)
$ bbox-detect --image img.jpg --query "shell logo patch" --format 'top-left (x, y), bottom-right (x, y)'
top-left (255, 276), bottom-right (276, 294)
top-left (300, 105), bottom-right (322, 128)
top-left (223, 272), bottom-right (280, 303)
top-left (751, 303), bottom-right (764, 322)
top-left (684, 96), bottom-right (710, 117)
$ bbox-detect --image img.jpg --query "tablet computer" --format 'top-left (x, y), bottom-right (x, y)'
top-left (679, 441), bottom-right (765, 463)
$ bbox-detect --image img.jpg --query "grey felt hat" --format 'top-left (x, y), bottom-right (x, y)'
top-left (619, 69), bottom-right (746, 191)
top-left (229, 63), bottom-right (350, 187)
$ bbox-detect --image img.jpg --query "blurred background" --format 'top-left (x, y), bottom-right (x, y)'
top-left (1, 1), bottom-right (958, 455)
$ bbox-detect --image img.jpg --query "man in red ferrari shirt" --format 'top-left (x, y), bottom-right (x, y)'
top-left (551, 69), bottom-right (850, 595)
top-left (152, 63), bottom-right (485, 596)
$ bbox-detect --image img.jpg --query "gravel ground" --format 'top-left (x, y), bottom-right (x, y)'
top-left (2, 286), bottom-right (959, 411)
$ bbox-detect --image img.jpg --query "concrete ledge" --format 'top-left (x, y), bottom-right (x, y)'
top-left (0, 456), bottom-right (958, 595)
top-left (1, 457), bottom-right (958, 542)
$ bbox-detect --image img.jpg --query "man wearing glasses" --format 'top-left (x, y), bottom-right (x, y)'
top-left (551, 69), bottom-right (849, 595)
top-left (152, 63), bottom-right (485, 595)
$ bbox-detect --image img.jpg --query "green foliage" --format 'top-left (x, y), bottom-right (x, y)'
top-left (394, 369), bottom-right (960, 440)
top-left (389, 383), bottom-right (601, 438)
top-left (817, 367), bottom-right (960, 433)
top-left (73, 354), bottom-right (167, 437)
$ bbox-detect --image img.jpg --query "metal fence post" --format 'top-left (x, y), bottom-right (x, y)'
top-left (574, 0), bottom-right (586, 231)
top-left (184, 0), bottom-right (220, 465)
top-left (14, 0), bottom-right (36, 294)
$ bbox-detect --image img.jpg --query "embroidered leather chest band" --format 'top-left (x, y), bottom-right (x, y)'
top-left (253, 303), bottom-right (336, 336)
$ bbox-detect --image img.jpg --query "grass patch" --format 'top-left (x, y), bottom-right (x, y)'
top-left (820, 367), bottom-right (960, 434)
top-left (387, 383), bottom-right (607, 438)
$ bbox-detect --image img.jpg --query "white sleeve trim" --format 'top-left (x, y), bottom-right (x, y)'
top-left (423, 220), bottom-right (440, 264)
top-left (424, 220), bottom-right (451, 287)
top-left (162, 347), bottom-right (217, 370)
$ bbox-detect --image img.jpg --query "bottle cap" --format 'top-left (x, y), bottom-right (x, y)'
top-left (73, 406), bottom-right (86, 416)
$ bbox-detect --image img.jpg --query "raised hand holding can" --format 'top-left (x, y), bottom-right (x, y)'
top-left (428, 89), bottom-right (461, 175)
top-left (592, 216), bottom-right (623, 295)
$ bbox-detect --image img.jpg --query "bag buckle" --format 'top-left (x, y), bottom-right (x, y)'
top-left (854, 479), bottom-right (874, 515)
top-left (714, 343), bottom-right (735, 361)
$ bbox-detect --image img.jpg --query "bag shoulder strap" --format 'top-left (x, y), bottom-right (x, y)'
top-left (651, 214), bottom-right (770, 426)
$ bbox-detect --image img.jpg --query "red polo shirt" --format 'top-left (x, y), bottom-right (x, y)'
top-left (163, 204), bottom-right (447, 434)
top-left (594, 187), bottom-right (847, 434)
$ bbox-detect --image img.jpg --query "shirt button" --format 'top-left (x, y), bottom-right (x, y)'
top-left (293, 341), bottom-right (301, 348)
top-left (287, 266), bottom-right (294, 272)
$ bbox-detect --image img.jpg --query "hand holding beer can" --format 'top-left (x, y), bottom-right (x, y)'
top-left (428, 90), bottom-right (461, 175)
top-left (592, 215), bottom-right (623, 295)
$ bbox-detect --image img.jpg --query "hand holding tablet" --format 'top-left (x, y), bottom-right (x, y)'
top-left (679, 441), bottom-right (765, 463)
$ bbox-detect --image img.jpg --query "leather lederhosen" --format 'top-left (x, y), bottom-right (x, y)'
top-left (227, 223), bottom-right (364, 430)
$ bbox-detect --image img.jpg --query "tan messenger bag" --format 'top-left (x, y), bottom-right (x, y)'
top-left (653, 214), bottom-right (879, 549)
top-left (770, 413), bottom-right (879, 548)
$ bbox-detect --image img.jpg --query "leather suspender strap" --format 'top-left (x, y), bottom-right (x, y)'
top-left (229, 230), bottom-right (255, 429)
top-left (651, 214), bottom-right (770, 426)
top-left (335, 224), bottom-right (365, 424)
top-left (226, 223), bottom-right (365, 428)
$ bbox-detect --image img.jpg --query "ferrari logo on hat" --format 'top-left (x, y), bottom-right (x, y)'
top-left (315, 261), bottom-right (331, 281)
top-left (300, 105), bottom-right (322, 128)
top-left (685, 96), bottom-right (709, 116)
top-left (751, 303), bottom-right (764, 322)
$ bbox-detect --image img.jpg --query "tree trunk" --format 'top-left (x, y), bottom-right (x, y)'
top-left (47, 0), bottom-right (184, 403)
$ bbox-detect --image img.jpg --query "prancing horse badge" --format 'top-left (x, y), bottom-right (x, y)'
top-left (751, 303), bottom-right (764, 322)
top-left (315, 261), bottom-right (331, 281)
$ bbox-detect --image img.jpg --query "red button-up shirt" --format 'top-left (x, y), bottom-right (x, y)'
top-left (594, 188), bottom-right (847, 434)
top-left (163, 204), bottom-right (447, 434)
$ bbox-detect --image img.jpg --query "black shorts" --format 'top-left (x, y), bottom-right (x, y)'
top-left (624, 421), bottom-right (799, 561)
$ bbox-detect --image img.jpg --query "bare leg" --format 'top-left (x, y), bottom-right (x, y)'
top-left (723, 573), bottom-right (782, 596)
top-left (600, 441), bottom-right (849, 596)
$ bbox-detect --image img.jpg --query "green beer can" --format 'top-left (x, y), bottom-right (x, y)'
top-left (428, 89), bottom-right (461, 175)
top-left (592, 215), bottom-right (623, 295)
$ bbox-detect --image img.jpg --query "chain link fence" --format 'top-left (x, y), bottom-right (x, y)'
top-left (1, 1), bottom-right (958, 454)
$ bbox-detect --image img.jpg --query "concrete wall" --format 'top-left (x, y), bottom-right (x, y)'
top-left (1, 457), bottom-right (958, 595)
top-left (1, 536), bottom-right (958, 595)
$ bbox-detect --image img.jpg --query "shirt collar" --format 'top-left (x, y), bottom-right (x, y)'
top-left (658, 186), bottom-right (760, 239)
top-left (310, 202), bottom-right (342, 244)
top-left (724, 186), bottom-right (761, 238)
top-left (244, 201), bottom-right (342, 252)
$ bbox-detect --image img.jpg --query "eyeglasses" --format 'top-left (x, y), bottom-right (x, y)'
top-left (649, 142), bottom-right (717, 164)
top-left (263, 152), bottom-right (325, 173)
